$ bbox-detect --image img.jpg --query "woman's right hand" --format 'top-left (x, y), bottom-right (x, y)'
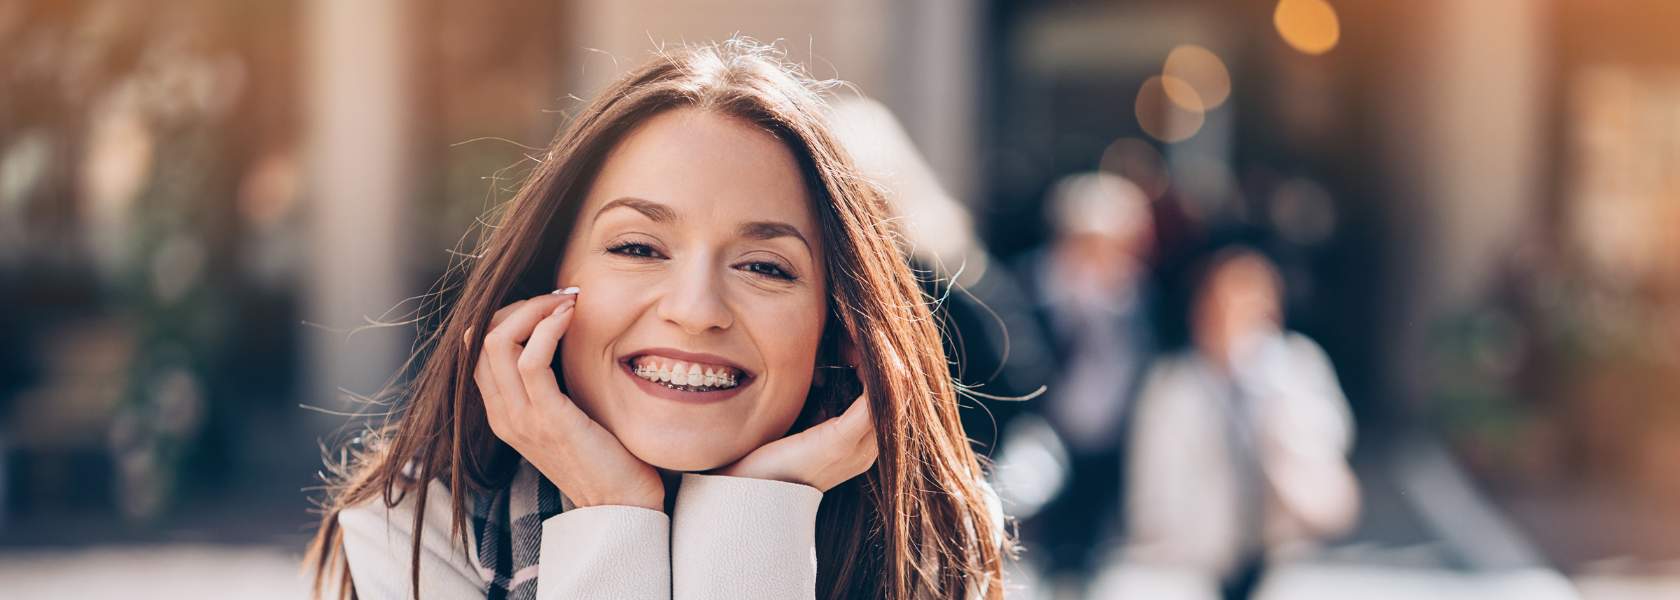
top-left (467, 289), bottom-right (665, 512)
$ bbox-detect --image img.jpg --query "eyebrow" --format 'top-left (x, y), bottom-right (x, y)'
top-left (739, 220), bottom-right (811, 252)
top-left (594, 196), bottom-right (812, 252)
top-left (593, 196), bottom-right (676, 224)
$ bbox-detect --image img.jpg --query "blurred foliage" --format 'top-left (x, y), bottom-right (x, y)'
top-left (1, 0), bottom-right (298, 522)
top-left (1429, 249), bottom-right (1680, 489)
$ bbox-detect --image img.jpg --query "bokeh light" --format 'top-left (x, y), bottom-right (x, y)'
top-left (1163, 44), bottom-right (1232, 110)
top-left (1136, 75), bottom-right (1205, 143)
top-left (1274, 0), bottom-right (1341, 55)
top-left (1099, 137), bottom-right (1170, 200)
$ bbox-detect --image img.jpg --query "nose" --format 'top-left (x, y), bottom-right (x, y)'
top-left (655, 255), bottom-right (734, 335)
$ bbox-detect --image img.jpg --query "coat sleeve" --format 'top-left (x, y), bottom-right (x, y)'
top-left (1124, 358), bottom-right (1241, 571)
top-left (670, 473), bottom-right (824, 600)
top-left (535, 505), bottom-right (671, 599)
top-left (338, 480), bottom-right (490, 600)
top-left (1249, 333), bottom-right (1361, 538)
top-left (340, 479), bottom-right (673, 600)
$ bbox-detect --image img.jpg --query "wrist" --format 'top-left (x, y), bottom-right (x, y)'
top-left (575, 493), bottom-right (663, 512)
top-left (530, 461), bottom-right (665, 512)
top-left (715, 464), bottom-right (810, 489)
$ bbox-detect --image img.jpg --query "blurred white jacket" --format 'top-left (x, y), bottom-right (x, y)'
top-left (1124, 332), bottom-right (1360, 577)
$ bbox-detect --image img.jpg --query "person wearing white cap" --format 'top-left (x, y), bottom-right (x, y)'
top-left (1017, 171), bottom-right (1159, 591)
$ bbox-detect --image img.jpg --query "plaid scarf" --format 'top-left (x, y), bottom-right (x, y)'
top-left (468, 460), bottom-right (570, 600)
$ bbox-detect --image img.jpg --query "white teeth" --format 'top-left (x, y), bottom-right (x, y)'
top-left (630, 356), bottom-right (743, 390)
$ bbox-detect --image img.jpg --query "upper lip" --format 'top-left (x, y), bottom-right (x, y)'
top-left (622, 347), bottom-right (755, 378)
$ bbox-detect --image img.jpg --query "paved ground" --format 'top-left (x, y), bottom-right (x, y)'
top-left (1003, 435), bottom-right (1680, 600)
top-left (0, 545), bottom-right (306, 599)
top-left (2, 543), bottom-right (1674, 599)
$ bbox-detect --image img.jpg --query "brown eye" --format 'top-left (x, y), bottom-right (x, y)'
top-left (607, 242), bottom-right (664, 259)
top-left (739, 261), bottom-right (796, 281)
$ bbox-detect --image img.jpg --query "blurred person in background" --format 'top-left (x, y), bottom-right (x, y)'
top-left (304, 40), bottom-right (1008, 600)
top-left (1016, 171), bottom-right (1158, 591)
top-left (1125, 244), bottom-right (1359, 600)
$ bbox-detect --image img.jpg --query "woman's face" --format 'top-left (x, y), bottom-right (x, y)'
top-left (555, 108), bottom-right (828, 472)
top-left (1192, 253), bottom-right (1282, 365)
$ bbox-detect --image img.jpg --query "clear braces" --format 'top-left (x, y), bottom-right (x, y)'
top-left (633, 362), bottom-right (740, 391)
top-left (653, 380), bottom-right (731, 393)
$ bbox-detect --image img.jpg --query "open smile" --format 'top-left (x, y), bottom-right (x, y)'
top-left (618, 349), bottom-right (756, 404)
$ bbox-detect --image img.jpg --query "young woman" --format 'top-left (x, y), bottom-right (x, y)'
top-left (304, 40), bottom-right (1008, 600)
top-left (1126, 245), bottom-right (1358, 600)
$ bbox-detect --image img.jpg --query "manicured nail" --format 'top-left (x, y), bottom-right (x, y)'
top-left (550, 286), bottom-right (580, 296)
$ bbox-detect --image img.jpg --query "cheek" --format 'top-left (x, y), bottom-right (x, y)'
top-left (557, 271), bottom-right (643, 398)
top-left (751, 297), bottom-right (827, 410)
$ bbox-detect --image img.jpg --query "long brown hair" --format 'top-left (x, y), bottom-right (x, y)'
top-left (305, 38), bottom-right (1008, 599)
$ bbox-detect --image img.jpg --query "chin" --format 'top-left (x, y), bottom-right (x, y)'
top-left (616, 426), bottom-right (750, 472)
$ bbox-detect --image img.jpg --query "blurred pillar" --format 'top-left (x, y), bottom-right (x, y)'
top-left (562, 0), bottom-right (983, 201)
top-left (889, 0), bottom-right (982, 205)
top-left (1377, 0), bottom-right (1548, 410)
top-left (302, 0), bottom-right (414, 423)
top-left (565, 0), bottom-right (893, 103)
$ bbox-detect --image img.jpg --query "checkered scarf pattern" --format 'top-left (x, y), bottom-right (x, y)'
top-left (468, 460), bottom-right (568, 600)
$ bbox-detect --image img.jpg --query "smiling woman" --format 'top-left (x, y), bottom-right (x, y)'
top-left (557, 109), bottom-right (829, 473)
top-left (303, 39), bottom-right (1009, 600)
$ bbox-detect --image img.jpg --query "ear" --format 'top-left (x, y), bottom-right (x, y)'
top-left (812, 329), bottom-right (859, 388)
top-left (838, 332), bottom-right (862, 369)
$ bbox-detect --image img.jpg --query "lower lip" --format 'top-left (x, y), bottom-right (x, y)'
top-left (619, 360), bottom-right (752, 404)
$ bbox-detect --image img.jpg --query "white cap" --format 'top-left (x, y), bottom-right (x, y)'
top-left (1047, 171), bottom-right (1150, 239)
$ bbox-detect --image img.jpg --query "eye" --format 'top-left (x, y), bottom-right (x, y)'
top-left (738, 260), bottom-right (797, 281)
top-left (606, 241), bottom-right (665, 259)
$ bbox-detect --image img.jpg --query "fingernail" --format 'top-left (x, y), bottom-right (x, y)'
top-left (550, 286), bottom-right (580, 296)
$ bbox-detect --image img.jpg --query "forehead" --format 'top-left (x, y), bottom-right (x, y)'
top-left (585, 108), bottom-right (818, 234)
top-left (1206, 254), bottom-right (1281, 299)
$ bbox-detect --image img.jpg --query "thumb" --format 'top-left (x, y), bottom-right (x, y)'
top-left (823, 393), bottom-right (874, 446)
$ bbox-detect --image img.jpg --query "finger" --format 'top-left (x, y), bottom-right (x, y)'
top-left (476, 292), bottom-right (569, 442)
top-left (487, 299), bottom-right (530, 331)
top-left (836, 392), bottom-right (874, 444)
top-left (855, 429), bottom-right (880, 472)
top-left (807, 393), bottom-right (874, 452)
top-left (463, 325), bottom-right (504, 407)
top-left (477, 354), bottom-right (513, 439)
top-left (518, 301), bottom-right (586, 422)
top-left (487, 291), bottom-right (574, 331)
top-left (816, 396), bottom-right (877, 490)
top-left (485, 294), bottom-right (577, 407)
top-left (520, 301), bottom-right (575, 381)
top-left (467, 296), bottom-right (556, 373)
top-left (844, 394), bottom-right (879, 479)
top-left (471, 340), bottom-right (500, 400)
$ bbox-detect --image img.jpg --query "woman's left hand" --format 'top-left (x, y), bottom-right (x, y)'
top-left (715, 393), bottom-right (878, 492)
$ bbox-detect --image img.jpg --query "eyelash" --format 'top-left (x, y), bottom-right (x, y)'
top-left (605, 241), bottom-right (798, 282)
top-left (606, 241), bottom-right (663, 259)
